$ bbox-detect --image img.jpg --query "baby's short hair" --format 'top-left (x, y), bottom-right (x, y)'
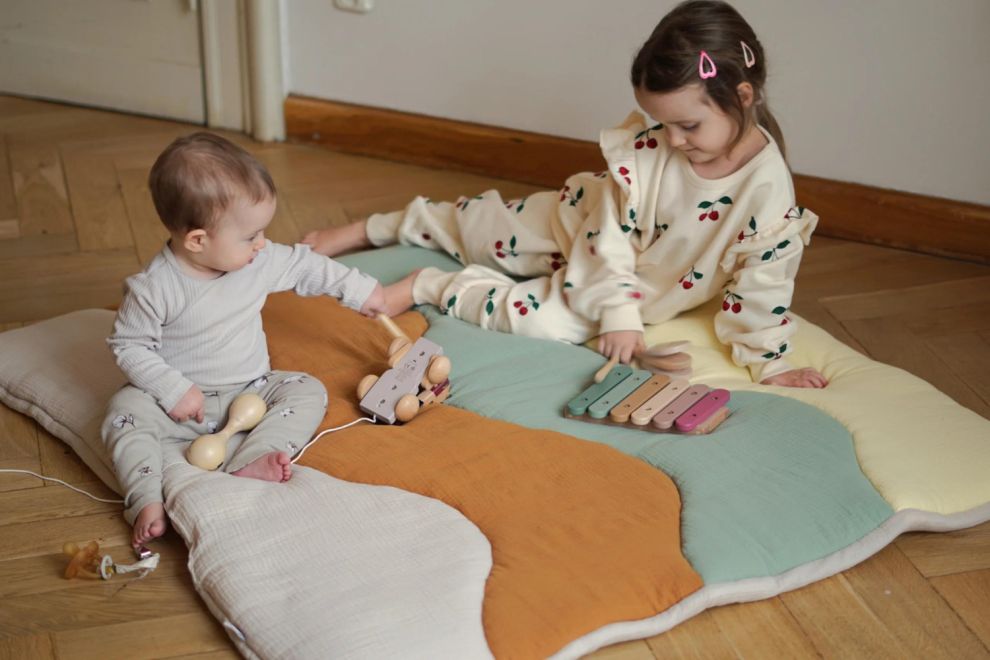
top-left (148, 132), bottom-right (276, 233)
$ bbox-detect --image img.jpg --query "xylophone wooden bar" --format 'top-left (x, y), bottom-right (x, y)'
top-left (564, 366), bottom-right (731, 434)
top-left (610, 375), bottom-right (670, 424)
top-left (630, 377), bottom-right (690, 425)
top-left (587, 370), bottom-right (652, 419)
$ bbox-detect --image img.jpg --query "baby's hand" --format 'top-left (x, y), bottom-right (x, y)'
top-left (597, 330), bottom-right (646, 365)
top-left (761, 367), bottom-right (828, 389)
top-left (169, 385), bottom-right (205, 422)
top-left (359, 283), bottom-right (388, 318)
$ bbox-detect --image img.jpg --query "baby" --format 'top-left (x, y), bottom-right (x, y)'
top-left (102, 132), bottom-right (387, 547)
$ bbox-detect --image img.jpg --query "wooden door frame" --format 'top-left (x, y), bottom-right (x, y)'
top-left (200, 0), bottom-right (285, 141)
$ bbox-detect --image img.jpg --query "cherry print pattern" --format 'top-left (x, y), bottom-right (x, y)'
top-left (738, 216), bottom-right (758, 241)
top-left (678, 267), bottom-right (704, 290)
top-left (633, 124), bottom-right (663, 149)
top-left (512, 293), bottom-right (541, 316)
top-left (495, 236), bottom-right (520, 259)
top-left (722, 290), bottom-right (744, 313)
top-left (560, 185), bottom-right (584, 206)
top-left (698, 196), bottom-right (732, 221)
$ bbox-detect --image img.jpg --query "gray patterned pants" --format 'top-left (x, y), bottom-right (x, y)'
top-left (102, 370), bottom-right (327, 524)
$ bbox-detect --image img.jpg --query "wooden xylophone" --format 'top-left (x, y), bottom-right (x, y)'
top-left (564, 365), bottom-right (730, 434)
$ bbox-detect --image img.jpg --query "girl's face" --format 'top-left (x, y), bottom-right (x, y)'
top-left (634, 84), bottom-right (740, 166)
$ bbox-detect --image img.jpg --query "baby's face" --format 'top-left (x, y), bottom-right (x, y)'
top-left (200, 195), bottom-right (276, 273)
top-left (634, 83), bottom-right (739, 166)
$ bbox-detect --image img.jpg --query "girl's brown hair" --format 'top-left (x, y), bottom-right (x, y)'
top-left (630, 0), bottom-right (785, 158)
top-left (148, 132), bottom-right (276, 234)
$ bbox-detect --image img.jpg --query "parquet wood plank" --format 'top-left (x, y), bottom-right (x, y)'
top-left (282, 190), bottom-right (351, 238)
top-left (897, 522), bottom-right (990, 578)
top-left (588, 639), bottom-right (657, 659)
top-left (0, 633), bottom-right (55, 660)
top-left (0, 512), bottom-right (129, 562)
top-left (163, 651), bottom-right (241, 660)
top-left (0, 480), bottom-right (119, 526)
top-left (838, 544), bottom-right (988, 659)
top-left (779, 573), bottom-right (909, 659)
top-left (0, 248), bottom-right (139, 323)
top-left (0, 106), bottom-right (178, 150)
top-left (8, 141), bottom-right (74, 238)
top-left (60, 148), bottom-right (134, 252)
top-left (706, 598), bottom-right (819, 659)
top-left (905, 305), bottom-right (990, 339)
top-left (644, 610), bottom-right (739, 659)
top-left (264, 192), bottom-right (302, 246)
top-left (924, 332), bottom-right (990, 408)
top-left (53, 612), bottom-right (233, 660)
top-left (0, 94), bottom-right (67, 118)
top-left (796, 245), bottom-right (987, 301)
top-left (0, 231), bottom-right (79, 260)
top-left (0, 135), bottom-right (17, 225)
top-left (820, 276), bottom-right (990, 322)
top-left (839, 316), bottom-right (990, 417)
top-left (930, 569), bottom-right (990, 649)
top-left (0, 399), bottom-right (39, 462)
top-left (116, 166), bottom-right (169, 267)
top-left (0, 219), bottom-right (17, 240)
top-left (0, 574), bottom-right (206, 636)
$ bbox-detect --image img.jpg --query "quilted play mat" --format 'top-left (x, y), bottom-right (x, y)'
top-left (0, 245), bottom-right (988, 659)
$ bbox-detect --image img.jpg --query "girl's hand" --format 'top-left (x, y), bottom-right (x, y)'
top-left (169, 385), bottom-right (205, 422)
top-left (761, 367), bottom-right (828, 389)
top-left (597, 331), bottom-right (646, 365)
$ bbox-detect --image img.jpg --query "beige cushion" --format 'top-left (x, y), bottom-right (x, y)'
top-left (0, 309), bottom-right (124, 492)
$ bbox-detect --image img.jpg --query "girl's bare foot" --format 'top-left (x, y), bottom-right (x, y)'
top-left (761, 367), bottom-right (829, 388)
top-left (133, 502), bottom-right (167, 548)
top-left (302, 220), bottom-right (371, 256)
top-left (383, 270), bottom-right (420, 317)
top-left (232, 451), bottom-right (292, 482)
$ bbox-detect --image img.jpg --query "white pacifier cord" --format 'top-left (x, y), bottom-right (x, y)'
top-left (0, 469), bottom-right (124, 503)
top-left (289, 415), bottom-right (376, 464)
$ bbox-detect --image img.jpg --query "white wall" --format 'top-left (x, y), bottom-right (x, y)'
top-left (286, 0), bottom-right (990, 205)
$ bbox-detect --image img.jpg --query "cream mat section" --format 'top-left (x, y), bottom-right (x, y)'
top-left (640, 299), bottom-right (990, 515)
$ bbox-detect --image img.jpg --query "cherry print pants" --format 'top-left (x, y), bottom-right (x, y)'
top-left (102, 370), bottom-right (327, 524)
top-left (367, 190), bottom-right (596, 343)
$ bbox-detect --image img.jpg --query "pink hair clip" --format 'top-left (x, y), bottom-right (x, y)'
top-left (698, 51), bottom-right (717, 79)
top-left (741, 41), bottom-right (756, 68)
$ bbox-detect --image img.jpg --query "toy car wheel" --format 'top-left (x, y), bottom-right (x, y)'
top-left (394, 393), bottom-right (420, 422)
top-left (356, 374), bottom-right (379, 399)
top-left (426, 355), bottom-right (451, 384)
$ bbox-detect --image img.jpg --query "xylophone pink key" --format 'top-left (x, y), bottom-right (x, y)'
top-left (674, 388), bottom-right (730, 433)
top-left (652, 385), bottom-right (710, 430)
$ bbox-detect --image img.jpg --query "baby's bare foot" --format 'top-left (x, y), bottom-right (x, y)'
top-left (302, 220), bottom-right (371, 257)
top-left (232, 451), bottom-right (292, 482)
top-left (383, 269), bottom-right (421, 317)
top-left (133, 502), bottom-right (167, 548)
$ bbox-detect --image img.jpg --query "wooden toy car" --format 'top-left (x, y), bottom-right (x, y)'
top-left (356, 315), bottom-right (452, 424)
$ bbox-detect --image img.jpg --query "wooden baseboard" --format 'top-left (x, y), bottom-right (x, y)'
top-left (285, 94), bottom-right (989, 264)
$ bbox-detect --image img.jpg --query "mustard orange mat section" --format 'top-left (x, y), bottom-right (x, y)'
top-left (263, 293), bottom-right (703, 658)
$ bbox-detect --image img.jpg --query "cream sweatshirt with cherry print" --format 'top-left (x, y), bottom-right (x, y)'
top-left (561, 111), bottom-right (818, 382)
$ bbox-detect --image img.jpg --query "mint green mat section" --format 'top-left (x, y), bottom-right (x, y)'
top-left (340, 246), bottom-right (894, 583)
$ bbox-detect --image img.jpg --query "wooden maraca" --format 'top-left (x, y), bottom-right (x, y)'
top-left (186, 393), bottom-right (267, 470)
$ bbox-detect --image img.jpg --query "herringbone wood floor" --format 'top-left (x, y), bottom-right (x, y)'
top-left (0, 95), bottom-right (988, 659)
